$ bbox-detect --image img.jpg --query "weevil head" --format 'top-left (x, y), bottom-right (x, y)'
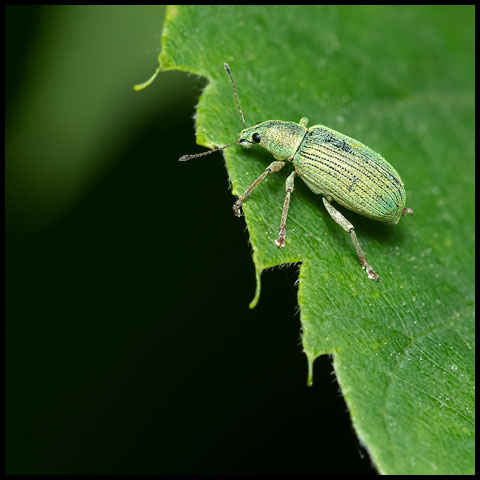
top-left (239, 120), bottom-right (307, 161)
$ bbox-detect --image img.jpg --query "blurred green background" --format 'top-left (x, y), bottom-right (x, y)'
top-left (6, 6), bottom-right (376, 474)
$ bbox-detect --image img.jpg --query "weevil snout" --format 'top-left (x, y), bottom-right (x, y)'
top-left (238, 135), bottom-right (253, 148)
top-left (239, 127), bottom-right (264, 148)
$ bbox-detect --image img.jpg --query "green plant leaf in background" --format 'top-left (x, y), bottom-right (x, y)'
top-left (142, 5), bottom-right (474, 475)
top-left (6, 5), bottom-right (198, 231)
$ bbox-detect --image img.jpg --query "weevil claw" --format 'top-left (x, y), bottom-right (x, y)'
top-left (232, 201), bottom-right (243, 217)
top-left (362, 260), bottom-right (379, 281)
top-left (275, 228), bottom-right (286, 248)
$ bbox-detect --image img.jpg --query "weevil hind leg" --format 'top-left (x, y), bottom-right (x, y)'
top-left (322, 197), bottom-right (379, 281)
top-left (402, 207), bottom-right (414, 216)
top-left (233, 161), bottom-right (285, 216)
top-left (275, 171), bottom-right (296, 248)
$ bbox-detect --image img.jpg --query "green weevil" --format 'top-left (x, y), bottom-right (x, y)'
top-left (180, 63), bottom-right (413, 281)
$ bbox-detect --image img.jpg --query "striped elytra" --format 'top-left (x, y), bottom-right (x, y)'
top-left (294, 125), bottom-right (406, 224)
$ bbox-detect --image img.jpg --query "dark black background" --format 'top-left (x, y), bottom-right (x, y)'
top-left (6, 6), bottom-right (376, 475)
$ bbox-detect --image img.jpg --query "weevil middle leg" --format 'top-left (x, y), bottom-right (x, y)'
top-left (275, 171), bottom-right (296, 248)
top-left (322, 196), bottom-right (379, 281)
top-left (233, 161), bottom-right (285, 216)
top-left (299, 117), bottom-right (309, 127)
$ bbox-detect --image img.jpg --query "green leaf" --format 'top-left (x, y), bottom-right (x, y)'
top-left (150, 5), bottom-right (474, 474)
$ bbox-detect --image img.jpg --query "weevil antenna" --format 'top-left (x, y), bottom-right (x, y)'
top-left (224, 63), bottom-right (246, 129)
top-left (179, 140), bottom-right (241, 162)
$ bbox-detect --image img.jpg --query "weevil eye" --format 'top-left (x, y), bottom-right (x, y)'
top-left (252, 133), bottom-right (261, 143)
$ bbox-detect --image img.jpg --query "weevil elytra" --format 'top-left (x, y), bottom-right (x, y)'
top-left (180, 63), bottom-right (413, 281)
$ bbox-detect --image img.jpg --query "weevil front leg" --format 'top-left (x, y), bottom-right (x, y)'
top-left (233, 161), bottom-right (285, 216)
top-left (322, 197), bottom-right (379, 281)
top-left (275, 171), bottom-right (296, 248)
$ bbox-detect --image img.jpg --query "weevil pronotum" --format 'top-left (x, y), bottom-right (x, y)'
top-left (180, 63), bottom-right (413, 281)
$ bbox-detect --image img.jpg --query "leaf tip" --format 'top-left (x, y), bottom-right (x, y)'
top-left (305, 352), bottom-right (316, 387)
top-left (248, 267), bottom-right (262, 309)
top-left (133, 62), bottom-right (163, 92)
top-left (307, 357), bottom-right (313, 387)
